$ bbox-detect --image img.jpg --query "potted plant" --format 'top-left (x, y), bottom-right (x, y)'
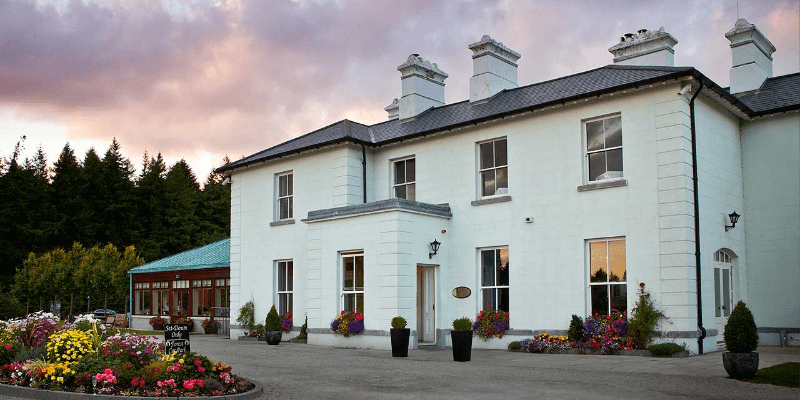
top-left (281, 312), bottom-right (293, 333)
top-left (173, 316), bottom-right (194, 328)
top-left (722, 301), bottom-right (759, 379)
top-left (330, 310), bottom-right (365, 337)
top-left (390, 316), bottom-right (410, 357)
top-left (201, 316), bottom-right (219, 334)
top-left (451, 317), bottom-right (473, 362)
top-left (237, 300), bottom-right (256, 336)
top-left (148, 316), bottom-right (167, 331)
top-left (472, 306), bottom-right (510, 340)
top-left (264, 305), bottom-right (282, 345)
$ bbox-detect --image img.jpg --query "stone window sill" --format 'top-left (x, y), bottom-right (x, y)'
top-left (577, 179), bottom-right (628, 192)
top-left (471, 195), bottom-right (512, 206)
top-left (270, 219), bottom-right (295, 227)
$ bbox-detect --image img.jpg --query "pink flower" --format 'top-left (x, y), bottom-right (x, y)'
top-left (183, 380), bottom-right (194, 390)
top-left (194, 359), bottom-right (202, 367)
top-left (198, 366), bottom-right (206, 373)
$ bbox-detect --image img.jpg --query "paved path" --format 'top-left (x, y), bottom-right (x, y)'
top-left (2, 337), bottom-right (798, 399)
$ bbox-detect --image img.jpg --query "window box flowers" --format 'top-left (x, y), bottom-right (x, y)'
top-left (330, 311), bottom-right (364, 337)
top-left (280, 312), bottom-right (293, 333)
top-left (148, 316), bottom-right (167, 330)
top-left (472, 305), bottom-right (510, 340)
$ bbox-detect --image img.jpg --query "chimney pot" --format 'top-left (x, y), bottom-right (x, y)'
top-left (726, 18), bottom-right (776, 93)
top-left (396, 54), bottom-right (448, 119)
top-left (609, 27), bottom-right (678, 66)
top-left (468, 35), bottom-right (521, 102)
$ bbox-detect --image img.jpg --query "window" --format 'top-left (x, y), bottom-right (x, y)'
top-left (480, 247), bottom-right (509, 311)
top-left (479, 138), bottom-right (508, 197)
top-left (393, 158), bottom-right (415, 200)
top-left (134, 282), bottom-right (151, 315)
top-left (152, 282), bottom-right (169, 315)
top-left (341, 252), bottom-right (364, 314)
top-left (277, 260), bottom-right (293, 316)
top-left (589, 238), bottom-right (627, 315)
top-left (214, 279), bottom-right (230, 310)
top-left (192, 279), bottom-right (212, 316)
top-left (586, 115), bottom-right (622, 182)
top-left (277, 172), bottom-right (293, 220)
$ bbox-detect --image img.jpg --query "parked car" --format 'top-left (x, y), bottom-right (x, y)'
top-left (93, 309), bottom-right (117, 318)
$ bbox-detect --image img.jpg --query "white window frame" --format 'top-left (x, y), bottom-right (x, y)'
top-left (587, 237), bottom-right (627, 315)
top-left (583, 114), bottom-right (623, 183)
top-left (276, 171), bottom-right (293, 221)
top-left (477, 137), bottom-right (508, 198)
top-left (391, 156), bottom-right (415, 201)
top-left (340, 251), bottom-right (364, 314)
top-left (276, 260), bottom-right (293, 316)
top-left (479, 246), bottom-right (509, 311)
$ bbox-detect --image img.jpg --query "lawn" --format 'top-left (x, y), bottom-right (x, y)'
top-left (746, 362), bottom-right (799, 388)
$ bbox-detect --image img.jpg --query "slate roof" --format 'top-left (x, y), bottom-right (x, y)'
top-left (217, 65), bottom-right (799, 173)
top-left (128, 238), bottom-right (230, 274)
top-left (734, 72), bottom-right (800, 116)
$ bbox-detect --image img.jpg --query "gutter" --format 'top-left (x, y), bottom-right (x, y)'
top-left (689, 82), bottom-right (706, 354)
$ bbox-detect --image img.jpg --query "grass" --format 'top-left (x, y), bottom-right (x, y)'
top-left (746, 362), bottom-right (799, 388)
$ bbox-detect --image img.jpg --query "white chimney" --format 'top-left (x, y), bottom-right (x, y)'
top-left (468, 35), bottom-right (521, 102)
top-left (608, 28), bottom-right (678, 67)
top-left (384, 98), bottom-right (399, 120)
top-left (726, 18), bottom-right (776, 94)
top-left (397, 54), bottom-right (448, 120)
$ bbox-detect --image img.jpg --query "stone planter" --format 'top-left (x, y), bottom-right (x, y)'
top-left (265, 331), bottom-right (282, 345)
top-left (723, 352), bottom-right (759, 379)
top-left (390, 328), bottom-right (410, 357)
top-left (451, 330), bottom-right (473, 362)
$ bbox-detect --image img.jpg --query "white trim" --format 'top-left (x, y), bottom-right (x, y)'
top-left (275, 171), bottom-right (294, 221)
top-left (582, 114), bottom-right (623, 183)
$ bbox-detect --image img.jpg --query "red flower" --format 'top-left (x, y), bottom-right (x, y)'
top-left (4, 344), bottom-right (11, 351)
top-left (198, 366), bottom-right (206, 373)
top-left (194, 359), bottom-right (202, 367)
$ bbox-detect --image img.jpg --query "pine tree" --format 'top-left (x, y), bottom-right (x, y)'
top-left (52, 143), bottom-right (84, 248)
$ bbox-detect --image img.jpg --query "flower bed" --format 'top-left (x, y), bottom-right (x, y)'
top-left (0, 312), bottom-right (254, 397)
top-left (512, 313), bottom-right (637, 355)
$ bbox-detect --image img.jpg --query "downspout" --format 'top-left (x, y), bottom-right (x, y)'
top-left (129, 274), bottom-right (133, 328)
top-left (361, 144), bottom-right (367, 203)
top-left (689, 82), bottom-right (706, 354)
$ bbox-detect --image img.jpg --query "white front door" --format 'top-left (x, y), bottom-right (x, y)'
top-left (417, 265), bottom-right (436, 343)
top-left (713, 250), bottom-right (735, 329)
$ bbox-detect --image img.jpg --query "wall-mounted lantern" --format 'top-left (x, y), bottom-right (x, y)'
top-left (429, 239), bottom-right (441, 259)
top-left (725, 211), bottom-right (740, 232)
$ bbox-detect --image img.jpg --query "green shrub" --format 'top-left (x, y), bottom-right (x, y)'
top-left (648, 342), bottom-right (685, 356)
top-left (627, 283), bottom-right (666, 349)
top-left (508, 341), bottom-right (521, 350)
top-left (265, 305), bottom-right (281, 331)
top-left (452, 317), bottom-right (472, 331)
top-left (0, 341), bottom-right (21, 364)
top-left (0, 293), bottom-right (24, 320)
top-left (567, 314), bottom-right (583, 342)
top-left (724, 301), bottom-right (759, 353)
top-left (391, 316), bottom-right (407, 329)
top-left (237, 300), bottom-right (256, 332)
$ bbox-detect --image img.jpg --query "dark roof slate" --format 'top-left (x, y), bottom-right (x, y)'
top-left (735, 72), bottom-right (800, 116)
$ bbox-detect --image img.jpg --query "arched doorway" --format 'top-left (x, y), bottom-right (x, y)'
top-left (713, 250), bottom-right (735, 330)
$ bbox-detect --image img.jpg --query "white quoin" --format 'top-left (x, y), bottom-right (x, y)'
top-left (726, 18), bottom-right (776, 94)
top-left (468, 35), bottom-right (521, 102)
top-left (608, 28), bottom-right (678, 67)
top-left (397, 54), bottom-right (448, 120)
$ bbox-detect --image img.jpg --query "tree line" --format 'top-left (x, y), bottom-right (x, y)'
top-left (0, 137), bottom-right (231, 317)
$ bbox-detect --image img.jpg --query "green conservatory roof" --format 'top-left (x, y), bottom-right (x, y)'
top-left (128, 238), bottom-right (230, 274)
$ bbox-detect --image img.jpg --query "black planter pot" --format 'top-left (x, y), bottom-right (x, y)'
top-left (722, 352), bottom-right (759, 379)
top-left (390, 328), bottom-right (411, 357)
top-left (204, 326), bottom-right (218, 335)
top-left (265, 331), bottom-right (282, 345)
top-left (451, 330), bottom-right (473, 362)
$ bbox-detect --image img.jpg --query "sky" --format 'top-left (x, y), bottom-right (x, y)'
top-left (1, 0), bottom-right (798, 179)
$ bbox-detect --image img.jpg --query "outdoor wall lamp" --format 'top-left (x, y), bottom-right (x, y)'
top-left (725, 211), bottom-right (740, 232)
top-left (429, 239), bottom-right (441, 259)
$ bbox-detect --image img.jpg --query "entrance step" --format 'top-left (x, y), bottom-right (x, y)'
top-left (417, 344), bottom-right (441, 350)
top-left (716, 341), bottom-right (727, 352)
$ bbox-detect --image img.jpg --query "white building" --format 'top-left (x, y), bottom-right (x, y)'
top-left (217, 20), bottom-right (799, 354)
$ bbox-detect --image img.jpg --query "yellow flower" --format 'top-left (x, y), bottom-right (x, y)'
top-left (179, 359), bottom-right (184, 364)
top-left (57, 377), bottom-right (64, 382)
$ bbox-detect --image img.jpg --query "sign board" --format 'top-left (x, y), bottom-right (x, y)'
top-left (164, 324), bottom-right (190, 354)
top-left (452, 286), bottom-right (471, 299)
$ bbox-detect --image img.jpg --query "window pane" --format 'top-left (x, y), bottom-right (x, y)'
top-left (606, 148), bottom-right (623, 177)
top-left (406, 159), bottom-right (415, 182)
top-left (480, 142), bottom-right (494, 169)
top-left (481, 250), bottom-right (495, 286)
top-left (287, 262), bottom-right (293, 291)
top-left (610, 284), bottom-right (627, 314)
top-left (278, 264), bottom-right (286, 291)
top-left (344, 294), bottom-right (355, 312)
top-left (406, 184), bottom-right (415, 201)
top-left (496, 167), bottom-right (508, 191)
top-left (482, 289), bottom-right (495, 310)
top-left (288, 197), bottom-right (293, 219)
top-left (354, 256), bottom-right (364, 290)
top-left (394, 161), bottom-right (405, 185)
top-left (482, 170), bottom-right (495, 196)
top-left (356, 293), bottom-right (364, 314)
top-left (497, 288), bottom-right (509, 312)
top-left (279, 175), bottom-right (288, 197)
top-left (605, 117), bottom-right (622, 148)
top-left (722, 270), bottom-right (730, 317)
top-left (287, 173), bottom-right (293, 196)
top-left (494, 139), bottom-right (507, 167)
top-left (344, 257), bottom-right (354, 290)
top-left (590, 241), bottom-right (608, 283)
top-left (395, 185), bottom-right (406, 199)
top-left (608, 240), bottom-right (626, 282)
top-left (497, 248), bottom-right (509, 286)
top-left (287, 294), bottom-right (293, 316)
top-left (587, 120), bottom-right (604, 151)
top-left (588, 152), bottom-right (606, 181)
top-left (591, 285), bottom-right (609, 315)
top-left (714, 268), bottom-right (721, 317)
top-left (278, 198), bottom-right (287, 219)
top-left (279, 293), bottom-right (288, 315)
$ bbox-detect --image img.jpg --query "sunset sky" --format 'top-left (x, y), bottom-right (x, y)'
top-left (1, 0), bottom-right (798, 179)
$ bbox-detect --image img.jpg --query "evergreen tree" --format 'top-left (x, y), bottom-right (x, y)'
top-left (99, 139), bottom-right (137, 248)
top-left (80, 148), bottom-right (104, 246)
top-left (135, 152), bottom-right (169, 261)
top-left (163, 160), bottom-right (201, 255)
top-left (52, 143), bottom-right (85, 248)
top-left (198, 156), bottom-right (231, 244)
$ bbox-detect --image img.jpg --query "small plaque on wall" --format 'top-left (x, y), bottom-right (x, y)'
top-left (452, 286), bottom-right (471, 299)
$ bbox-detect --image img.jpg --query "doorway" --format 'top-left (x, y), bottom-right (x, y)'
top-left (416, 265), bottom-right (436, 343)
top-left (713, 250), bottom-right (735, 329)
